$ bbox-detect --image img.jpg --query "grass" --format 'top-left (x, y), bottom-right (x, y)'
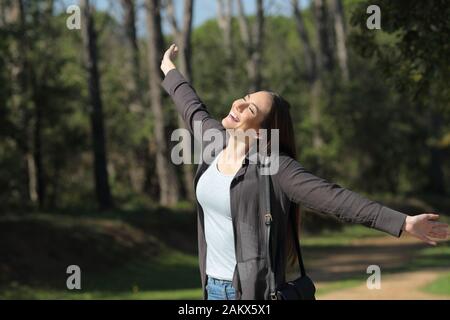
top-left (399, 241), bottom-right (450, 272)
top-left (0, 284), bottom-right (203, 300)
top-left (0, 249), bottom-right (204, 300)
top-left (302, 224), bottom-right (384, 247)
top-left (0, 212), bottom-right (203, 300)
top-left (421, 272), bottom-right (450, 296)
top-left (315, 278), bottom-right (365, 296)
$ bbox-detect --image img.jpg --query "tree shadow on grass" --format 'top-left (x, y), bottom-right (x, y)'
top-left (0, 213), bottom-right (200, 295)
top-left (82, 253), bottom-right (201, 292)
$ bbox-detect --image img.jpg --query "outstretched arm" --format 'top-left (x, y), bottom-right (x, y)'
top-left (160, 44), bottom-right (224, 138)
top-left (274, 154), bottom-right (449, 245)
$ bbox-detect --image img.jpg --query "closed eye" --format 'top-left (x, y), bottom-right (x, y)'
top-left (243, 94), bottom-right (257, 115)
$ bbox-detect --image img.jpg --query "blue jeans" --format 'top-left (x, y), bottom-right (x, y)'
top-left (206, 275), bottom-right (236, 300)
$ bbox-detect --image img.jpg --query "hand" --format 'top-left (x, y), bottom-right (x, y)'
top-left (402, 213), bottom-right (449, 245)
top-left (160, 43), bottom-right (178, 76)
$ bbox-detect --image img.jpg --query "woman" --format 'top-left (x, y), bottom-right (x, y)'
top-left (160, 44), bottom-right (449, 300)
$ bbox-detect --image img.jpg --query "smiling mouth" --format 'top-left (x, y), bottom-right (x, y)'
top-left (229, 112), bottom-right (240, 122)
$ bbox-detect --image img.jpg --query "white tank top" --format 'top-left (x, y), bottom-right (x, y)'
top-left (195, 149), bottom-right (236, 280)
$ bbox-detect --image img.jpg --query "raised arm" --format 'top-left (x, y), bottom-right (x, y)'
top-left (273, 154), bottom-right (449, 244)
top-left (160, 44), bottom-right (224, 138)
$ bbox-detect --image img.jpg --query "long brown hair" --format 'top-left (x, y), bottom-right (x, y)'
top-left (259, 91), bottom-right (301, 269)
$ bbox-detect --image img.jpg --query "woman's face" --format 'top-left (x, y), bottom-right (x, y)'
top-left (222, 91), bottom-right (273, 133)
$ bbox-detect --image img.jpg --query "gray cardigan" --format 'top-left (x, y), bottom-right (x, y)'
top-left (161, 69), bottom-right (407, 300)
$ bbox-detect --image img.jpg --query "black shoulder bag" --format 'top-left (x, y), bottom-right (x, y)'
top-left (260, 156), bottom-right (316, 300)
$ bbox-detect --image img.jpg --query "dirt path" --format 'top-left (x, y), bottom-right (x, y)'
top-left (317, 269), bottom-right (450, 299)
top-left (302, 234), bottom-right (450, 299)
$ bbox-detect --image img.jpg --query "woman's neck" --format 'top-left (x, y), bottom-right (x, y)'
top-left (222, 134), bottom-right (254, 164)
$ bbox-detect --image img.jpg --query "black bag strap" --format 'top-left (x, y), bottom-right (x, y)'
top-left (259, 155), bottom-right (306, 299)
top-left (261, 156), bottom-right (277, 299)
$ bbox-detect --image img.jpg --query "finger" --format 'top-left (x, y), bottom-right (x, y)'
top-left (418, 233), bottom-right (437, 246)
top-left (431, 228), bottom-right (450, 236)
top-left (430, 229), bottom-right (448, 235)
top-left (164, 47), bottom-right (173, 58)
top-left (166, 44), bottom-right (175, 53)
top-left (426, 213), bottom-right (440, 220)
top-left (169, 45), bottom-right (178, 55)
top-left (431, 224), bottom-right (448, 231)
top-left (428, 231), bottom-right (447, 239)
top-left (430, 220), bottom-right (448, 225)
top-left (431, 228), bottom-right (449, 236)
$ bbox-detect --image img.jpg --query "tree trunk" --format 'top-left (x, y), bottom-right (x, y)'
top-left (120, 0), bottom-right (150, 194)
top-left (146, 0), bottom-right (180, 206)
top-left (30, 0), bottom-right (55, 209)
top-left (81, 0), bottom-right (113, 210)
top-left (329, 0), bottom-right (349, 81)
top-left (2, 0), bottom-right (19, 25)
top-left (178, 0), bottom-right (194, 83)
top-left (11, 0), bottom-right (39, 204)
top-left (45, 0), bottom-right (54, 16)
top-left (292, 0), bottom-right (323, 149)
top-left (250, 0), bottom-right (264, 92)
top-left (6, 0), bottom-right (53, 207)
top-left (26, 152), bottom-right (38, 203)
top-left (121, 0), bottom-right (146, 111)
top-left (310, 79), bottom-right (323, 149)
top-left (166, 0), bottom-right (196, 202)
top-left (291, 0), bottom-right (316, 81)
top-left (237, 0), bottom-right (264, 92)
top-left (31, 70), bottom-right (45, 209)
top-left (217, 0), bottom-right (234, 89)
top-left (313, 0), bottom-right (334, 73)
top-left (0, 0), bottom-right (5, 26)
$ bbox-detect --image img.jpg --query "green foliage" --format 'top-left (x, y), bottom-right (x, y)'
top-left (0, 1), bottom-right (448, 211)
top-left (344, 0), bottom-right (450, 194)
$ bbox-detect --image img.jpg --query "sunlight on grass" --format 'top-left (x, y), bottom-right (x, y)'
top-left (420, 272), bottom-right (450, 296)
